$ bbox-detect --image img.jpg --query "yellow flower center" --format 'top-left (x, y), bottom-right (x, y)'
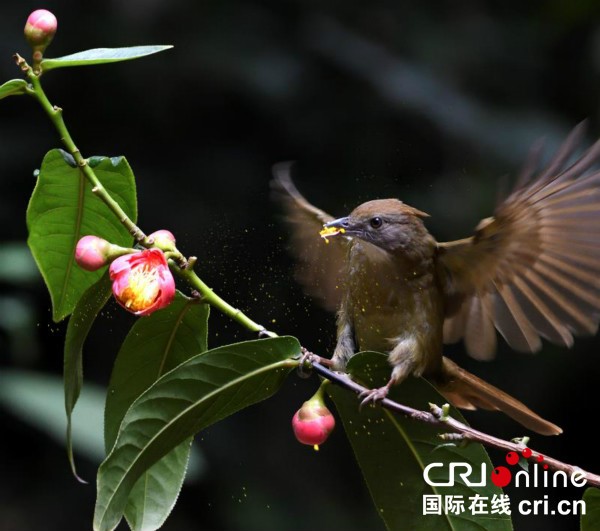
top-left (119, 266), bottom-right (160, 312)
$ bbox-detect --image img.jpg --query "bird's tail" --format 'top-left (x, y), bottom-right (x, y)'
top-left (434, 356), bottom-right (562, 436)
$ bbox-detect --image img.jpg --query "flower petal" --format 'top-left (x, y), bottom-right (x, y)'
top-left (109, 249), bottom-right (175, 316)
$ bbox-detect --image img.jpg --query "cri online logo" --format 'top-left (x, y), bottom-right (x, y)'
top-left (423, 447), bottom-right (587, 488)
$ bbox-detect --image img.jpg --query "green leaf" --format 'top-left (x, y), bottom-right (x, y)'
top-left (105, 292), bottom-right (209, 531)
top-left (104, 292), bottom-right (209, 448)
top-left (0, 79), bottom-right (29, 100)
top-left (27, 149), bottom-right (137, 322)
top-left (124, 441), bottom-right (193, 531)
top-left (41, 46), bottom-right (173, 72)
top-left (94, 336), bottom-right (300, 531)
top-left (582, 488), bottom-right (600, 531)
top-left (64, 273), bottom-right (112, 481)
top-left (328, 352), bottom-right (513, 531)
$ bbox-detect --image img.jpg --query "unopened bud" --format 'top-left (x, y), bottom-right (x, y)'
top-left (149, 229), bottom-right (177, 251)
top-left (24, 9), bottom-right (57, 55)
top-left (292, 384), bottom-right (335, 450)
top-left (75, 236), bottom-right (113, 271)
top-left (75, 235), bottom-right (133, 272)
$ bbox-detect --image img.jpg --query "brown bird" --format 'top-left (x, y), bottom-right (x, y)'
top-left (272, 124), bottom-right (600, 436)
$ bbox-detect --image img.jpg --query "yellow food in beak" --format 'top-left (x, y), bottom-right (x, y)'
top-left (319, 226), bottom-right (345, 243)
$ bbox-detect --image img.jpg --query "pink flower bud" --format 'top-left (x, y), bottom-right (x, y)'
top-left (292, 392), bottom-right (335, 449)
top-left (75, 235), bottom-right (112, 271)
top-left (109, 249), bottom-right (175, 316)
top-left (24, 10), bottom-right (57, 52)
top-left (149, 229), bottom-right (177, 251)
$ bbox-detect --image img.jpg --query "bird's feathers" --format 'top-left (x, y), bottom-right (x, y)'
top-left (439, 123), bottom-right (600, 359)
top-left (438, 357), bottom-right (562, 435)
top-left (271, 163), bottom-right (348, 312)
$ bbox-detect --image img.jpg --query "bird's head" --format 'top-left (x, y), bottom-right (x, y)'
top-left (321, 199), bottom-right (431, 253)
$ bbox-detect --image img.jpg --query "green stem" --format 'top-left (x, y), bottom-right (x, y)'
top-left (313, 378), bottom-right (331, 402)
top-left (17, 54), bottom-right (276, 337)
top-left (23, 57), bottom-right (148, 244)
top-left (175, 266), bottom-right (277, 336)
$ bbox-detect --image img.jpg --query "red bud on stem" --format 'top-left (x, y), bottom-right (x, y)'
top-left (292, 381), bottom-right (335, 450)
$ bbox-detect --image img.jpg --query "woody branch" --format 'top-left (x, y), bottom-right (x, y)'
top-left (308, 357), bottom-right (600, 489)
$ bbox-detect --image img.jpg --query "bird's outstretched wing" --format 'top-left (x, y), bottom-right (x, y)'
top-left (439, 123), bottom-right (600, 359)
top-left (271, 163), bottom-right (349, 312)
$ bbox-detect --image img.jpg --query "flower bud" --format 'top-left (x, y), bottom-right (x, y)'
top-left (109, 248), bottom-right (175, 316)
top-left (24, 10), bottom-right (57, 53)
top-left (149, 229), bottom-right (177, 251)
top-left (75, 235), bottom-right (113, 271)
top-left (292, 386), bottom-right (335, 450)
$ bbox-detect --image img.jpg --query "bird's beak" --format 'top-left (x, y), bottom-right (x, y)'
top-left (324, 217), bottom-right (350, 230)
top-left (320, 217), bottom-right (351, 242)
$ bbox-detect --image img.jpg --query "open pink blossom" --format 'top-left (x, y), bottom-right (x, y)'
top-left (292, 393), bottom-right (335, 449)
top-left (109, 249), bottom-right (175, 316)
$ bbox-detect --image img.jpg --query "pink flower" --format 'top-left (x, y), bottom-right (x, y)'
top-left (292, 393), bottom-right (335, 449)
top-left (24, 9), bottom-right (57, 50)
top-left (109, 249), bottom-right (175, 316)
top-left (75, 235), bottom-right (112, 271)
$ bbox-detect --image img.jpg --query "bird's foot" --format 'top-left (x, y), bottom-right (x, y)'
top-left (296, 347), bottom-right (336, 378)
top-left (359, 384), bottom-right (390, 409)
top-left (296, 347), bottom-right (315, 378)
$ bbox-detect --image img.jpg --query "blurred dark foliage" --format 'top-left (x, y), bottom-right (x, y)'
top-left (1, 2), bottom-right (600, 530)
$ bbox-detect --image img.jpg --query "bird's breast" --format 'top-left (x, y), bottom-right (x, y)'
top-left (347, 242), bottom-right (444, 366)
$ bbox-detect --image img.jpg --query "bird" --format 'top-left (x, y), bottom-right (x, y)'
top-left (271, 123), bottom-right (600, 436)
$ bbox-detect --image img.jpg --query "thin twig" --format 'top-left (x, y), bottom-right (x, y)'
top-left (310, 359), bottom-right (600, 488)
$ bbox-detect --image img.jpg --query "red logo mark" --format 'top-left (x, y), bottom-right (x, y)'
top-left (506, 451), bottom-right (519, 466)
top-left (491, 466), bottom-right (512, 487)
top-left (491, 447), bottom-right (542, 486)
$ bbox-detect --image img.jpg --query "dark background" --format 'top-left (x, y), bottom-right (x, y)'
top-left (1, 2), bottom-right (600, 530)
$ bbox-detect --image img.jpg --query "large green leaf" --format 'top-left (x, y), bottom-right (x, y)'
top-left (328, 352), bottom-right (513, 531)
top-left (94, 336), bottom-right (300, 531)
top-left (0, 79), bottom-right (29, 100)
top-left (64, 272), bottom-right (112, 480)
top-left (27, 149), bottom-right (137, 322)
top-left (124, 441), bottom-right (193, 531)
top-left (105, 291), bottom-right (209, 531)
top-left (41, 46), bottom-right (173, 71)
top-left (582, 488), bottom-right (600, 531)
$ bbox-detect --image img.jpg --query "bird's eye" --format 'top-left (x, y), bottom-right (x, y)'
top-left (370, 217), bottom-right (383, 229)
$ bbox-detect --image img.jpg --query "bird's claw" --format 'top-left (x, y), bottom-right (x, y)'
top-left (296, 347), bottom-right (315, 378)
top-left (358, 385), bottom-right (390, 409)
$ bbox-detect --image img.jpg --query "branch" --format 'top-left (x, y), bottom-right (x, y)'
top-left (173, 266), bottom-right (275, 335)
top-left (309, 359), bottom-right (600, 489)
top-left (15, 53), bottom-right (150, 245)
